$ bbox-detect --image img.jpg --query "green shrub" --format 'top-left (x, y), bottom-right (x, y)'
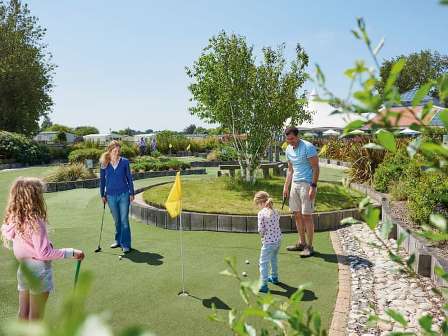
top-left (48, 146), bottom-right (70, 160)
top-left (373, 148), bottom-right (410, 192)
top-left (407, 171), bottom-right (448, 226)
top-left (131, 156), bottom-right (190, 172)
top-left (68, 148), bottom-right (103, 163)
top-left (0, 131), bottom-right (51, 164)
top-left (156, 130), bottom-right (189, 154)
top-left (120, 142), bottom-right (138, 159)
top-left (72, 141), bottom-right (102, 150)
top-left (390, 180), bottom-right (408, 201)
top-left (44, 163), bottom-right (96, 182)
top-left (207, 144), bottom-right (238, 161)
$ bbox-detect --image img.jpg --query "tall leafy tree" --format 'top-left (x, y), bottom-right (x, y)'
top-left (73, 126), bottom-right (99, 136)
top-left (0, 0), bottom-right (55, 135)
top-left (183, 124), bottom-right (197, 134)
top-left (186, 31), bottom-right (311, 182)
top-left (377, 50), bottom-right (448, 100)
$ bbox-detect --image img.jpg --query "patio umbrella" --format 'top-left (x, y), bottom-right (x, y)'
top-left (399, 128), bottom-right (421, 135)
top-left (323, 129), bottom-right (340, 136)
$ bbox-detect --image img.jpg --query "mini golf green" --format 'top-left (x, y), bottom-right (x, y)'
top-left (0, 166), bottom-right (339, 335)
top-left (143, 176), bottom-right (363, 215)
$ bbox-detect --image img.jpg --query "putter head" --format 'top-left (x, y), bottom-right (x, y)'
top-left (94, 247), bottom-right (102, 253)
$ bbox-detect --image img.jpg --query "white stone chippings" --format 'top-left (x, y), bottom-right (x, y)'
top-left (337, 224), bottom-right (445, 335)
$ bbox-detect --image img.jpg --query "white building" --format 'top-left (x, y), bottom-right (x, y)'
top-left (34, 131), bottom-right (77, 144)
top-left (301, 89), bottom-right (353, 129)
top-left (83, 133), bottom-right (123, 145)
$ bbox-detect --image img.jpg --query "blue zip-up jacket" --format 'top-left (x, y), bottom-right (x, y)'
top-left (100, 157), bottom-right (135, 197)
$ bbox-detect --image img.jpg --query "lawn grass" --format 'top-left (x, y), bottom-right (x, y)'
top-left (0, 165), bottom-right (340, 335)
top-left (143, 175), bottom-right (361, 215)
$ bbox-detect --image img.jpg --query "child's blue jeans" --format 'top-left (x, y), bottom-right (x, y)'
top-left (107, 192), bottom-right (131, 249)
top-left (259, 242), bottom-right (280, 284)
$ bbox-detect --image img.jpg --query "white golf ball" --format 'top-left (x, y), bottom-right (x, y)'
top-left (242, 271), bottom-right (247, 277)
top-left (245, 260), bottom-right (250, 264)
top-left (118, 256), bottom-right (122, 260)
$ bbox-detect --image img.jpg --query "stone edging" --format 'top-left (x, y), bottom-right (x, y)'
top-left (44, 168), bottom-right (206, 193)
top-left (349, 182), bottom-right (448, 288)
top-left (130, 182), bottom-right (362, 233)
top-left (329, 230), bottom-right (351, 336)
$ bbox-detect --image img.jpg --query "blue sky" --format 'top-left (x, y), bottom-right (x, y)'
top-left (26, 0), bottom-right (447, 133)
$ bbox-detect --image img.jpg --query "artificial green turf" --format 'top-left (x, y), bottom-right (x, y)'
top-left (0, 166), bottom-right (340, 335)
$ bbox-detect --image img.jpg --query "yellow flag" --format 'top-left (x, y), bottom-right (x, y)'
top-left (281, 141), bottom-right (288, 151)
top-left (186, 144), bottom-right (191, 151)
top-left (169, 143), bottom-right (173, 149)
top-left (165, 172), bottom-right (182, 218)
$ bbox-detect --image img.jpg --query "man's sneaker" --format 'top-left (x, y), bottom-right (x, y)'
top-left (110, 243), bottom-right (120, 249)
top-left (300, 245), bottom-right (314, 257)
top-left (123, 248), bottom-right (132, 254)
top-left (286, 243), bottom-right (306, 252)
top-left (268, 276), bottom-right (279, 285)
top-left (259, 284), bottom-right (269, 293)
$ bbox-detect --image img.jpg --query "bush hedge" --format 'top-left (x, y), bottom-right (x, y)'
top-left (131, 156), bottom-right (190, 172)
top-left (407, 171), bottom-right (448, 226)
top-left (0, 131), bottom-right (51, 164)
top-left (68, 148), bottom-right (103, 163)
top-left (373, 148), bottom-right (410, 192)
top-left (44, 163), bottom-right (96, 182)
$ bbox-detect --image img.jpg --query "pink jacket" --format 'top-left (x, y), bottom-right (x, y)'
top-left (1, 219), bottom-right (73, 260)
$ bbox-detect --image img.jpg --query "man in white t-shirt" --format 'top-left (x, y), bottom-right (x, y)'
top-left (283, 126), bottom-right (320, 257)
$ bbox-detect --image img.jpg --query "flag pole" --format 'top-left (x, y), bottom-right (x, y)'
top-left (178, 210), bottom-right (188, 296)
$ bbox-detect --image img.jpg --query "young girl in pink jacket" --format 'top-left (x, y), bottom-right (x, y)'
top-left (1, 177), bottom-right (84, 320)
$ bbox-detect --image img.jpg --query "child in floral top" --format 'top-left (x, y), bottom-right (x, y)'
top-left (254, 191), bottom-right (282, 293)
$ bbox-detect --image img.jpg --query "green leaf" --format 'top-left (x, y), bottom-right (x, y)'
top-left (344, 119), bottom-right (365, 133)
top-left (439, 109), bottom-right (448, 129)
top-left (376, 129), bottom-right (396, 152)
top-left (245, 323), bottom-right (256, 336)
top-left (418, 314), bottom-right (433, 333)
top-left (315, 64), bottom-right (325, 85)
top-left (373, 37), bottom-right (385, 55)
top-left (220, 269), bottom-right (237, 278)
top-left (364, 206), bottom-right (380, 230)
top-left (385, 309), bottom-right (408, 327)
top-left (412, 82), bottom-right (433, 107)
top-left (397, 232), bottom-right (408, 248)
top-left (385, 58), bottom-right (406, 93)
top-left (351, 29), bottom-right (361, 40)
top-left (430, 213), bottom-right (447, 232)
top-left (312, 314), bottom-right (322, 333)
top-left (380, 220), bottom-right (393, 239)
top-left (406, 254), bottom-right (416, 268)
top-left (435, 266), bottom-right (448, 281)
top-left (407, 137), bottom-right (422, 158)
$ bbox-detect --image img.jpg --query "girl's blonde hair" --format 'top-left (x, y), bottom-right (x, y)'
top-left (254, 191), bottom-right (274, 209)
top-left (3, 177), bottom-right (47, 238)
top-left (100, 140), bottom-right (121, 167)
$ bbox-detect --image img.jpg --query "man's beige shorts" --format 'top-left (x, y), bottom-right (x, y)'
top-left (289, 181), bottom-right (315, 215)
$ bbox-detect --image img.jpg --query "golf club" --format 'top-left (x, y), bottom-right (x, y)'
top-left (74, 259), bottom-right (82, 289)
top-left (94, 203), bottom-right (106, 253)
top-left (282, 195), bottom-right (288, 210)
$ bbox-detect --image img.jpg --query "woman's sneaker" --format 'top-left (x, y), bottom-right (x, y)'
top-left (259, 283), bottom-right (269, 293)
top-left (268, 276), bottom-right (279, 285)
top-left (286, 243), bottom-right (306, 251)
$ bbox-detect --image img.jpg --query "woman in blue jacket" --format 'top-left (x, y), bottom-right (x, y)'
top-left (100, 140), bottom-right (135, 254)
